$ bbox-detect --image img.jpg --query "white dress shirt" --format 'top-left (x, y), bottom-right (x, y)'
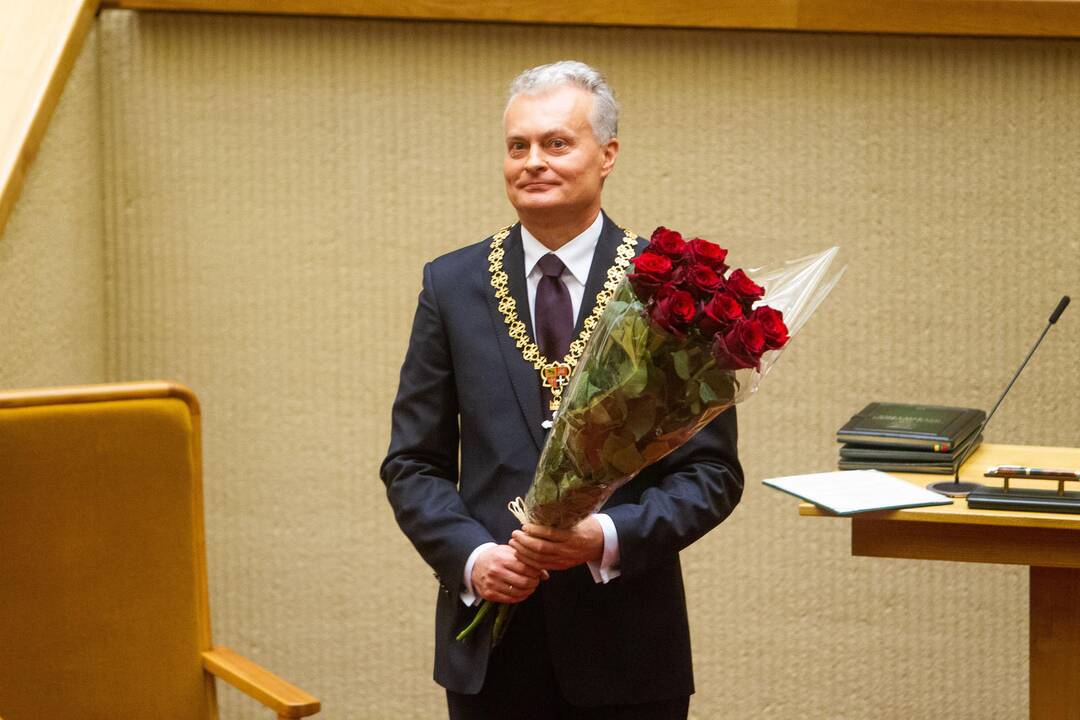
top-left (461, 212), bottom-right (622, 606)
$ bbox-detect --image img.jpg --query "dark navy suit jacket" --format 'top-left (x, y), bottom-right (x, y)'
top-left (380, 212), bottom-right (744, 706)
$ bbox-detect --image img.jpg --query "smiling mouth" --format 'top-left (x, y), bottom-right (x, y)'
top-left (522, 182), bottom-right (557, 190)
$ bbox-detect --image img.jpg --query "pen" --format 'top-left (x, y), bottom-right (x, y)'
top-left (985, 465), bottom-right (1080, 480)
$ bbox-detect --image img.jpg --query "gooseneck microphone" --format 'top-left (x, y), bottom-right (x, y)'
top-left (1050, 295), bottom-right (1072, 323)
top-left (928, 295), bottom-right (1071, 497)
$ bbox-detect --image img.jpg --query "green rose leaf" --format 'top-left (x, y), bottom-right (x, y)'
top-left (672, 350), bottom-right (690, 380)
top-left (623, 363), bottom-right (649, 397)
top-left (623, 398), bottom-right (657, 440)
top-left (609, 442), bottom-right (645, 475)
top-left (699, 380), bottom-right (718, 405)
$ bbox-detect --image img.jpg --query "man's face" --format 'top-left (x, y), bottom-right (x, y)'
top-left (503, 85), bottom-right (618, 221)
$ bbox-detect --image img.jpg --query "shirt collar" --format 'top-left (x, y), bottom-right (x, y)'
top-left (520, 211), bottom-right (603, 285)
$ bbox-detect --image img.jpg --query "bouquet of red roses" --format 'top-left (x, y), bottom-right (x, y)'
top-left (459, 228), bottom-right (842, 643)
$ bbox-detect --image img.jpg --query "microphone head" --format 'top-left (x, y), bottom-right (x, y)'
top-left (1049, 295), bottom-right (1070, 324)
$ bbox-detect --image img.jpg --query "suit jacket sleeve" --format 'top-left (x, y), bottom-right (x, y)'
top-left (380, 262), bottom-right (495, 598)
top-left (602, 405), bottom-right (743, 580)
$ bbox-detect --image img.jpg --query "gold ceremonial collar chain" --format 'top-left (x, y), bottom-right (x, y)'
top-left (488, 224), bottom-right (637, 412)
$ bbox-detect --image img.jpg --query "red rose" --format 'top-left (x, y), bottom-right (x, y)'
top-left (688, 238), bottom-right (729, 272)
top-left (678, 263), bottom-right (724, 299)
top-left (712, 317), bottom-right (766, 370)
top-left (627, 252), bottom-right (674, 301)
top-left (648, 285), bottom-right (697, 338)
top-left (725, 269), bottom-right (765, 305)
top-left (699, 292), bottom-right (744, 335)
top-left (647, 227), bottom-right (689, 265)
top-left (751, 306), bottom-right (789, 350)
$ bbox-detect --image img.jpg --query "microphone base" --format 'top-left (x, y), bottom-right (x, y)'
top-left (926, 480), bottom-right (985, 498)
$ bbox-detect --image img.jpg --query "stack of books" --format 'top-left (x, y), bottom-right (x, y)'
top-left (836, 402), bottom-right (986, 474)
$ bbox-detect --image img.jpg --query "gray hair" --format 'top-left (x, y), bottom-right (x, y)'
top-left (507, 60), bottom-right (619, 144)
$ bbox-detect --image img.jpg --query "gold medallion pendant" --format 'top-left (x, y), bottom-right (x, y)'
top-left (541, 363), bottom-right (571, 393)
top-left (488, 224), bottom-right (638, 414)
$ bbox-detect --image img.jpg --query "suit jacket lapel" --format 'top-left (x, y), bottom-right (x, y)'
top-left (503, 226), bottom-right (535, 342)
top-left (484, 214), bottom-right (630, 451)
top-left (484, 224), bottom-right (546, 450)
top-left (572, 211), bottom-right (624, 337)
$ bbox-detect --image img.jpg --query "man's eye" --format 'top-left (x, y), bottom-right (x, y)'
top-left (550, 139), bottom-right (568, 149)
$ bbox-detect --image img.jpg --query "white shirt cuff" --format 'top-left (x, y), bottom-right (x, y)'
top-left (586, 513), bottom-right (621, 584)
top-left (460, 542), bottom-right (496, 606)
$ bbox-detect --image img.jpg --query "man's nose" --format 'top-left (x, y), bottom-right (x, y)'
top-left (524, 144), bottom-right (546, 171)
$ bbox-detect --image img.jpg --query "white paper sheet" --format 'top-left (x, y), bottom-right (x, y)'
top-left (763, 469), bottom-right (953, 515)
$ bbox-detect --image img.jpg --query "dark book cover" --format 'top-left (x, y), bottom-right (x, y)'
top-left (837, 434), bottom-right (983, 474)
top-left (836, 402), bottom-right (985, 452)
top-left (840, 430), bottom-right (982, 462)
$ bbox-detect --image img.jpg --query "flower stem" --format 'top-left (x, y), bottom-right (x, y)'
top-left (688, 356), bottom-right (717, 384)
top-left (491, 603), bottom-right (514, 647)
top-left (455, 600), bottom-right (493, 642)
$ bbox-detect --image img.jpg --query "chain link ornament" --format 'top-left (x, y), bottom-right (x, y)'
top-left (488, 224), bottom-right (638, 413)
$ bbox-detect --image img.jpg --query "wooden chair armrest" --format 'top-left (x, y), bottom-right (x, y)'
top-left (202, 645), bottom-right (320, 718)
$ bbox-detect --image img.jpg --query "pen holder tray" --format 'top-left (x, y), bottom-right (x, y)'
top-left (967, 486), bottom-right (1080, 513)
top-left (968, 472), bottom-right (1080, 513)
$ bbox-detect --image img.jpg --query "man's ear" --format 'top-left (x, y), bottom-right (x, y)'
top-left (600, 138), bottom-right (619, 178)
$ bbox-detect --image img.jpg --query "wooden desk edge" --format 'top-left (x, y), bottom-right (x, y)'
top-left (795, 443), bottom-right (1080, 531)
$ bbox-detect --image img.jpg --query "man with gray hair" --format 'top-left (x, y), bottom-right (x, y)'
top-left (382, 60), bottom-right (743, 719)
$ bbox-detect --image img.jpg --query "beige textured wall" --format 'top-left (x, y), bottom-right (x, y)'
top-left (90, 10), bottom-right (1080, 719)
top-left (0, 26), bottom-right (104, 389)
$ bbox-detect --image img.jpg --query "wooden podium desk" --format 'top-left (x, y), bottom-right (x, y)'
top-left (799, 443), bottom-right (1080, 720)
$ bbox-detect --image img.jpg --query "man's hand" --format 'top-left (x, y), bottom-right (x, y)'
top-left (471, 544), bottom-right (545, 604)
top-left (509, 517), bottom-right (604, 571)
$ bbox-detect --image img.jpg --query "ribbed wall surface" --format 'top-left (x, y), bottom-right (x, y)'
top-left (0, 26), bottom-right (105, 389)
top-left (88, 11), bottom-right (1080, 718)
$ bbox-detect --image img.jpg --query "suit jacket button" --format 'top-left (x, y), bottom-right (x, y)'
top-left (433, 572), bottom-right (450, 595)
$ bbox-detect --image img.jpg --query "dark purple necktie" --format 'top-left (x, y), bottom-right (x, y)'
top-left (535, 254), bottom-right (573, 362)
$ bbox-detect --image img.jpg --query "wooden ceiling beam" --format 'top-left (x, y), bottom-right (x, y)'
top-left (101, 0), bottom-right (1080, 38)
